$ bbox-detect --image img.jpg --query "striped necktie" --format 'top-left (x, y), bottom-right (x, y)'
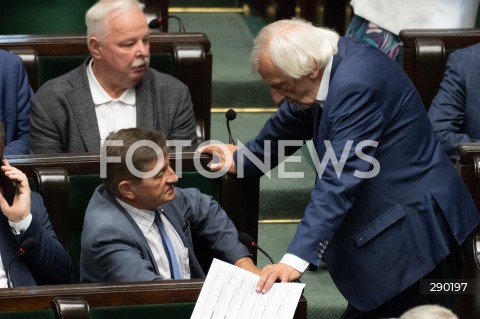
top-left (154, 210), bottom-right (182, 279)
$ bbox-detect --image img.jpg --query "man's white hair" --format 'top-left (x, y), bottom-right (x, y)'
top-left (250, 19), bottom-right (339, 79)
top-left (86, 0), bottom-right (145, 40)
top-left (399, 305), bottom-right (459, 319)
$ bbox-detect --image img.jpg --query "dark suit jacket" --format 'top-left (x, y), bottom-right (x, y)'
top-left (0, 50), bottom-right (31, 155)
top-left (428, 43), bottom-right (480, 161)
top-left (0, 192), bottom-right (71, 286)
top-left (236, 37), bottom-right (479, 311)
top-left (80, 185), bottom-right (250, 283)
top-left (30, 59), bottom-right (197, 154)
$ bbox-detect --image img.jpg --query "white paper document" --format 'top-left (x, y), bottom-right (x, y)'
top-left (191, 258), bottom-right (306, 319)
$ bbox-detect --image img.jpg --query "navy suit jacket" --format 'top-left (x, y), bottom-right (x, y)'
top-left (0, 192), bottom-right (71, 287)
top-left (428, 43), bottom-right (480, 161)
top-left (0, 50), bottom-right (31, 155)
top-left (80, 185), bottom-right (250, 283)
top-left (237, 37), bottom-right (479, 311)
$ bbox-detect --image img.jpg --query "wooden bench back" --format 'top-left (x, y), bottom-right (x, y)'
top-left (399, 29), bottom-right (480, 111)
top-left (0, 280), bottom-right (307, 319)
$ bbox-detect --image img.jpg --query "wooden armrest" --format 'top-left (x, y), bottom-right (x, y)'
top-left (53, 296), bottom-right (90, 319)
top-left (6, 47), bottom-right (38, 91)
top-left (457, 143), bottom-right (480, 165)
top-left (172, 42), bottom-right (212, 142)
top-left (474, 230), bottom-right (480, 271)
top-left (414, 38), bottom-right (445, 110)
top-left (34, 167), bottom-right (69, 248)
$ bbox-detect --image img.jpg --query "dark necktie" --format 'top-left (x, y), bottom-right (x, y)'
top-left (154, 210), bottom-right (182, 279)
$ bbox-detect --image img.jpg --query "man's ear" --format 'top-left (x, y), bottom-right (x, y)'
top-left (309, 64), bottom-right (322, 80)
top-left (88, 37), bottom-right (102, 60)
top-left (118, 180), bottom-right (136, 201)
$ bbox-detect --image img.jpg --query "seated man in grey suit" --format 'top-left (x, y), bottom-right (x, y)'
top-left (80, 127), bottom-right (259, 282)
top-left (30, 0), bottom-right (197, 154)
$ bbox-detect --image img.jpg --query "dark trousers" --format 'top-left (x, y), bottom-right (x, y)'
top-left (340, 240), bottom-right (470, 319)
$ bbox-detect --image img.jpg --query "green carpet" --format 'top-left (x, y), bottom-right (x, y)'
top-left (258, 222), bottom-right (347, 319)
top-left (171, 12), bottom-right (273, 108)
top-left (210, 111), bottom-right (315, 220)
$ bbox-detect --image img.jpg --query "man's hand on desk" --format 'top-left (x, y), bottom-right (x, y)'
top-left (234, 256), bottom-right (261, 275)
top-left (256, 263), bottom-right (301, 294)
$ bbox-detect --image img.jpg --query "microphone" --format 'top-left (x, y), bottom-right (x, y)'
top-left (7, 237), bottom-right (38, 288)
top-left (238, 232), bottom-right (275, 264)
top-left (225, 108), bottom-right (237, 145)
top-left (148, 16), bottom-right (186, 32)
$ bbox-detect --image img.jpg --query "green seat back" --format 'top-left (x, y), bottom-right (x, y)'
top-left (91, 303), bottom-right (195, 319)
top-left (0, 310), bottom-right (54, 319)
top-left (68, 174), bottom-right (102, 283)
top-left (38, 56), bottom-right (88, 88)
top-left (176, 171), bottom-right (220, 200)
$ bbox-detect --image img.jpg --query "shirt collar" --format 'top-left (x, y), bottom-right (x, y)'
top-left (315, 56), bottom-right (333, 107)
top-left (116, 197), bottom-right (156, 233)
top-left (87, 59), bottom-right (136, 106)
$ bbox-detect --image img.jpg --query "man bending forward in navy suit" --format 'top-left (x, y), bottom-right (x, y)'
top-left (201, 19), bottom-right (480, 318)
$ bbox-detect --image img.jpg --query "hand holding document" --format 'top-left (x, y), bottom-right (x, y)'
top-left (191, 258), bottom-right (305, 319)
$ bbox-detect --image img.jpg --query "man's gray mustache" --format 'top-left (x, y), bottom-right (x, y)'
top-left (131, 57), bottom-right (150, 67)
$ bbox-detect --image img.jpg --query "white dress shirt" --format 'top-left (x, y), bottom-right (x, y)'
top-left (87, 60), bottom-right (137, 145)
top-left (117, 199), bottom-right (191, 279)
top-left (0, 213), bottom-right (33, 288)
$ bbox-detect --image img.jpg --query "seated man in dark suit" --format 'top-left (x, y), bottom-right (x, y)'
top-left (0, 49), bottom-right (31, 155)
top-left (428, 43), bottom-right (480, 162)
top-left (30, 0), bottom-right (197, 154)
top-left (79, 128), bottom-right (259, 282)
top-left (0, 124), bottom-right (71, 287)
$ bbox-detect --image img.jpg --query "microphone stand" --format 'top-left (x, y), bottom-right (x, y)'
top-left (255, 244), bottom-right (275, 264)
top-left (225, 108), bottom-right (237, 145)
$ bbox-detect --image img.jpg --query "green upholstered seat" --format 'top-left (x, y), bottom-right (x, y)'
top-left (175, 171), bottom-right (220, 200)
top-left (0, 310), bottom-right (55, 319)
top-left (68, 174), bottom-right (102, 283)
top-left (91, 302), bottom-right (195, 319)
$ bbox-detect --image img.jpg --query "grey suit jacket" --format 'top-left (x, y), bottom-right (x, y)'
top-left (80, 185), bottom-right (250, 283)
top-left (30, 59), bottom-right (197, 154)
